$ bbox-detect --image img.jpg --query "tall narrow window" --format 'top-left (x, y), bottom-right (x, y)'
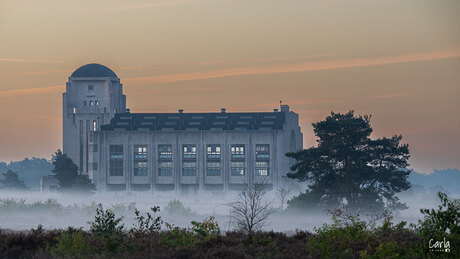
top-left (79, 120), bottom-right (83, 171)
top-left (86, 120), bottom-right (90, 172)
top-left (158, 145), bottom-right (172, 176)
top-left (84, 101), bottom-right (87, 106)
top-left (95, 100), bottom-right (99, 106)
top-left (255, 144), bottom-right (270, 176)
top-left (133, 145), bottom-right (148, 176)
top-left (231, 144), bottom-right (245, 176)
top-left (182, 145), bottom-right (196, 176)
top-left (89, 101), bottom-right (93, 106)
top-left (109, 145), bottom-right (123, 176)
top-left (92, 120), bottom-right (97, 131)
top-left (206, 145), bottom-right (221, 176)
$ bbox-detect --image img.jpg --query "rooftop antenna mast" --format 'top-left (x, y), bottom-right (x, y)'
top-left (280, 100), bottom-right (282, 108)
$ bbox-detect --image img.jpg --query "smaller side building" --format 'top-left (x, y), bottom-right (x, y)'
top-left (40, 175), bottom-right (59, 192)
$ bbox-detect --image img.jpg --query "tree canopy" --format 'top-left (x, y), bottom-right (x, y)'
top-left (286, 111), bottom-right (410, 213)
top-left (0, 169), bottom-right (28, 189)
top-left (0, 158), bottom-right (52, 189)
top-left (52, 149), bottom-right (96, 193)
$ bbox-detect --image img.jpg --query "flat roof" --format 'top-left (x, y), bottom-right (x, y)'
top-left (100, 112), bottom-right (286, 131)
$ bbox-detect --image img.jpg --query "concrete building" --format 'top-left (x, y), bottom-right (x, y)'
top-left (63, 64), bottom-right (303, 193)
top-left (40, 175), bottom-right (59, 192)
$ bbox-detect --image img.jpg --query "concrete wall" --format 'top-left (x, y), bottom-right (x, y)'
top-left (89, 111), bottom-right (303, 193)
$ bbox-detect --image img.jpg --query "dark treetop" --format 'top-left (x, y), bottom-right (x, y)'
top-left (286, 111), bottom-right (411, 213)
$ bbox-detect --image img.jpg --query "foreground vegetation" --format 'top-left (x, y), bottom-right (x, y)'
top-left (0, 192), bottom-right (457, 259)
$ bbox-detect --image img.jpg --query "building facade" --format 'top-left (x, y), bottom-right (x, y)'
top-left (63, 64), bottom-right (303, 193)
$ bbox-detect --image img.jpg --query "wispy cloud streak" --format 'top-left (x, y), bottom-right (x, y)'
top-left (1, 48), bottom-right (458, 99)
top-left (0, 85), bottom-right (64, 98)
top-left (100, 0), bottom-right (225, 13)
top-left (252, 99), bottom-right (343, 109)
top-left (0, 70), bottom-right (71, 78)
top-left (125, 48), bottom-right (460, 86)
top-left (0, 58), bottom-right (63, 64)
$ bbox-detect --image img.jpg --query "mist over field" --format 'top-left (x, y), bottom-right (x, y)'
top-left (0, 186), bottom-right (455, 233)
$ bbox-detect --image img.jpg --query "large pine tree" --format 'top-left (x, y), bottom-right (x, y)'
top-left (286, 111), bottom-right (410, 213)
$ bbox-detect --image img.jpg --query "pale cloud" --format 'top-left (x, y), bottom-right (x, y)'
top-left (0, 70), bottom-right (71, 78)
top-left (374, 93), bottom-right (412, 99)
top-left (116, 53), bottom-right (344, 71)
top-left (1, 48), bottom-right (459, 99)
top-left (252, 98), bottom-right (343, 109)
top-left (96, 0), bottom-right (225, 13)
top-left (0, 58), bottom-right (63, 64)
top-left (124, 48), bottom-right (460, 86)
top-left (0, 85), bottom-right (64, 98)
top-left (127, 85), bottom-right (220, 95)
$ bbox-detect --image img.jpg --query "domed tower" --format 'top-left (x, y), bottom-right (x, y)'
top-left (63, 64), bottom-right (126, 174)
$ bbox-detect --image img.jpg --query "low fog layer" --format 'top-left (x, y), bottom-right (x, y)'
top-left (0, 187), bottom-right (455, 233)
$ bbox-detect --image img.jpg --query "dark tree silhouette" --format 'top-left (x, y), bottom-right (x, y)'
top-left (286, 111), bottom-right (410, 213)
top-left (52, 149), bottom-right (96, 193)
top-left (0, 170), bottom-right (28, 189)
top-left (0, 157), bottom-right (52, 189)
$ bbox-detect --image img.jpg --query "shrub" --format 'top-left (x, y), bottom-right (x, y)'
top-left (88, 203), bottom-right (125, 256)
top-left (307, 209), bottom-right (424, 258)
top-left (414, 192), bottom-right (460, 257)
top-left (130, 206), bottom-right (163, 235)
top-left (89, 203), bottom-right (124, 236)
top-left (191, 216), bottom-right (220, 237)
top-left (161, 223), bottom-right (197, 248)
top-left (164, 199), bottom-right (193, 216)
top-left (49, 230), bottom-right (94, 258)
top-left (0, 198), bottom-right (62, 212)
top-left (307, 214), bottom-right (372, 258)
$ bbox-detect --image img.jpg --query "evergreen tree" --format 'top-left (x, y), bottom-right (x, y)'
top-left (286, 111), bottom-right (410, 213)
top-left (72, 174), bottom-right (96, 193)
top-left (52, 149), bottom-right (96, 193)
top-left (0, 170), bottom-right (28, 189)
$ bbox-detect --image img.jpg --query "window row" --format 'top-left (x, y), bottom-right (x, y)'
top-left (107, 144), bottom-right (270, 177)
top-left (83, 100), bottom-right (99, 107)
top-left (103, 144), bottom-right (269, 160)
top-left (106, 161), bottom-right (269, 177)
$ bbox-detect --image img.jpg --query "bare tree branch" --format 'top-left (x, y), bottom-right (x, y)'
top-left (226, 179), bottom-right (275, 233)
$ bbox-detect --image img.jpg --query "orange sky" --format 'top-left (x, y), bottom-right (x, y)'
top-left (0, 0), bottom-right (459, 174)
